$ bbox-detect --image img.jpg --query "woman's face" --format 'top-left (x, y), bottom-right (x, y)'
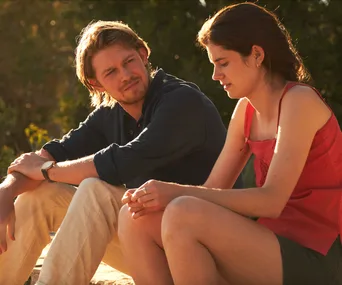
top-left (206, 43), bottom-right (263, 99)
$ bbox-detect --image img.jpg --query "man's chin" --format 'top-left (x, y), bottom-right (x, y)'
top-left (119, 92), bottom-right (146, 105)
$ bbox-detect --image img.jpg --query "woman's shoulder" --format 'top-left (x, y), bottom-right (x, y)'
top-left (280, 82), bottom-right (332, 132)
top-left (284, 83), bottom-right (322, 102)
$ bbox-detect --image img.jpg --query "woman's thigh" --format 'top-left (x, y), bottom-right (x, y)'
top-left (163, 196), bottom-right (283, 285)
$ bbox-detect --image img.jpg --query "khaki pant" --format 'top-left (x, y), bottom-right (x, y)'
top-left (0, 178), bottom-right (128, 285)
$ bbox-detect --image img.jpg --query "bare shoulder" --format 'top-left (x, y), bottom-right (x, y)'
top-left (282, 84), bottom-right (328, 111)
top-left (232, 98), bottom-right (249, 120)
top-left (280, 84), bottom-right (331, 130)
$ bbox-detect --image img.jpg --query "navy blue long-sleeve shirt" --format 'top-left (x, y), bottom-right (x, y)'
top-left (43, 69), bottom-right (242, 188)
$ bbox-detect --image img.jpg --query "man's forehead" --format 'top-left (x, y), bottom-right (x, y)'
top-left (91, 45), bottom-right (137, 77)
top-left (99, 44), bottom-right (137, 57)
top-left (93, 45), bottom-right (137, 66)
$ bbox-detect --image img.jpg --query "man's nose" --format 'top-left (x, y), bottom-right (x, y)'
top-left (120, 67), bottom-right (132, 81)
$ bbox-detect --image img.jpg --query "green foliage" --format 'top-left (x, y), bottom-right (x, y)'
top-left (0, 0), bottom-right (342, 178)
top-left (0, 145), bottom-right (15, 179)
top-left (25, 123), bottom-right (51, 152)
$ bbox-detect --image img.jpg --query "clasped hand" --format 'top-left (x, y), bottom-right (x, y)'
top-left (121, 180), bottom-right (183, 219)
top-left (7, 152), bottom-right (48, 180)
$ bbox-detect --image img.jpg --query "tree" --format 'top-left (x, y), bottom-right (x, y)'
top-left (1, 0), bottom-right (341, 179)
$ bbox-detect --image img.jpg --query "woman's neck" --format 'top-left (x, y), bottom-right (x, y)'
top-left (247, 77), bottom-right (287, 122)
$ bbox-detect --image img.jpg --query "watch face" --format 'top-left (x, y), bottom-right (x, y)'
top-left (42, 161), bottom-right (54, 170)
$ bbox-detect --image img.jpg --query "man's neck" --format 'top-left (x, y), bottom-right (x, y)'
top-left (121, 99), bottom-right (144, 121)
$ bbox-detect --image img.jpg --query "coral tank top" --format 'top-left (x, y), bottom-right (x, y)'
top-left (244, 82), bottom-right (342, 255)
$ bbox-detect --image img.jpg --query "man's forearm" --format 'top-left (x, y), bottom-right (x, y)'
top-left (48, 155), bottom-right (99, 185)
top-left (1, 172), bottom-right (43, 198)
top-left (1, 148), bottom-right (53, 197)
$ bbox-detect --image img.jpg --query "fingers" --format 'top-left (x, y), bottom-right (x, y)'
top-left (121, 189), bottom-right (136, 204)
top-left (131, 187), bottom-right (149, 202)
top-left (7, 164), bottom-right (18, 175)
top-left (0, 224), bottom-right (7, 254)
top-left (132, 208), bottom-right (148, 219)
top-left (141, 199), bottom-right (159, 208)
top-left (131, 206), bottom-right (162, 219)
top-left (7, 212), bottom-right (15, 241)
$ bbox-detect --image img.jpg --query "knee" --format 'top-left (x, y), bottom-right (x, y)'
top-left (77, 178), bottom-right (123, 200)
top-left (118, 204), bottom-right (132, 239)
top-left (76, 177), bottom-right (110, 201)
top-left (161, 196), bottom-right (203, 242)
top-left (78, 177), bottom-right (103, 192)
top-left (16, 181), bottom-right (61, 207)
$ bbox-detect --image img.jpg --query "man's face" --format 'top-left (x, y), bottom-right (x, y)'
top-left (91, 44), bottom-right (150, 106)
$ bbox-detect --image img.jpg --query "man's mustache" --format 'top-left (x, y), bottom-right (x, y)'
top-left (121, 77), bottom-right (140, 91)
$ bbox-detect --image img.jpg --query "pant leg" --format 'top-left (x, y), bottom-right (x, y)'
top-left (37, 178), bottom-right (127, 285)
top-left (0, 182), bottom-right (75, 285)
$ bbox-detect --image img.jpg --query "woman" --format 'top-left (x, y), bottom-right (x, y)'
top-left (118, 3), bottom-right (342, 285)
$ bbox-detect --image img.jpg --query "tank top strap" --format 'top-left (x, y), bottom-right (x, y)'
top-left (276, 82), bottom-right (331, 127)
top-left (244, 101), bottom-right (255, 140)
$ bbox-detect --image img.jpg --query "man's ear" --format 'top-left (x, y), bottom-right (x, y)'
top-left (138, 48), bottom-right (149, 65)
top-left (88, 79), bottom-right (105, 92)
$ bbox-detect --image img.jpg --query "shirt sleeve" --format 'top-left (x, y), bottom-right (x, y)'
top-left (94, 86), bottom-right (207, 185)
top-left (43, 107), bottom-right (107, 162)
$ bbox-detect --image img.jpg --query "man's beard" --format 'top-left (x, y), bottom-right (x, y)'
top-left (118, 87), bottom-right (146, 105)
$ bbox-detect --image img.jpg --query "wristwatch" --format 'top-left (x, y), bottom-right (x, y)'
top-left (41, 161), bottom-right (56, 182)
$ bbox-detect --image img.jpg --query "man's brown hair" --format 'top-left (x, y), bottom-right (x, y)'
top-left (75, 20), bottom-right (151, 107)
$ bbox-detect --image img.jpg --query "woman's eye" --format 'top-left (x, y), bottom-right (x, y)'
top-left (220, 62), bottom-right (229, 67)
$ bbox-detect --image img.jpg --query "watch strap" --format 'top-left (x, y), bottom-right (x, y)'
top-left (41, 162), bottom-right (56, 182)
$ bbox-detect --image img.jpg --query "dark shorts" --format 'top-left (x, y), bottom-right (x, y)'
top-left (276, 235), bottom-right (342, 285)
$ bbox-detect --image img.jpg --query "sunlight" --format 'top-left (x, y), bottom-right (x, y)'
top-left (199, 0), bottom-right (206, 7)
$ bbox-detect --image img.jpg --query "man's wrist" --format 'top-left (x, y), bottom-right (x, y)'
top-left (36, 149), bottom-right (54, 160)
top-left (41, 161), bottom-right (56, 182)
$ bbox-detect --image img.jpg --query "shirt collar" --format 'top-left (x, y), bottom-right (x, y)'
top-left (141, 68), bottom-right (165, 114)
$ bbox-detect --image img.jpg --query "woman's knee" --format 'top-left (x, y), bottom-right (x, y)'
top-left (161, 196), bottom-right (204, 241)
top-left (118, 204), bottom-right (133, 238)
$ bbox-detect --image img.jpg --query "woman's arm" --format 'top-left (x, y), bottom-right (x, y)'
top-left (204, 98), bottom-right (251, 189)
top-left (134, 86), bottom-right (332, 218)
top-left (181, 86), bottom-right (331, 217)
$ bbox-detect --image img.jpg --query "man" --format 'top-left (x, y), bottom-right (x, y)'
top-left (0, 20), bottom-right (241, 285)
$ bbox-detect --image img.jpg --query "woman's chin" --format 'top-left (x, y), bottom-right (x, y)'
top-left (226, 91), bottom-right (239, 99)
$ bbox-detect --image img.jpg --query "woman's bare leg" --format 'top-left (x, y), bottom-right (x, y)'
top-left (118, 205), bottom-right (173, 285)
top-left (161, 196), bottom-right (283, 285)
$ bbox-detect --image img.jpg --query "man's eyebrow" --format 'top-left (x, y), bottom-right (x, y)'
top-left (102, 67), bottom-right (115, 76)
top-left (101, 54), bottom-right (135, 76)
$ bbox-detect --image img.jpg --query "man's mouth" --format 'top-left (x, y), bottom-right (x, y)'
top-left (123, 78), bottom-right (140, 91)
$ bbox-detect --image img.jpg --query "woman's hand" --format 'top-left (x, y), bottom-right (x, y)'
top-left (7, 152), bottom-right (48, 180)
top-left (128, 180), bottom-right (184, 219)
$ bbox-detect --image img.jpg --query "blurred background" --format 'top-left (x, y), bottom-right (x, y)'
top-left (0, 0), bottom-right (341, 178)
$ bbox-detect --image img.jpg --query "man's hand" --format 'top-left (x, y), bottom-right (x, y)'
top-left (7, 152), bottom-right (48, 180)
top-left (0, 149), bottom-right (51, 254)
top-left (0, 187), bottom-right (16, 254)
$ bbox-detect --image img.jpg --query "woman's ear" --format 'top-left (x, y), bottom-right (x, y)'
top-left (88, 79), bottom-right (105, 92)
top-left (251, 45), bottom-right (265, 68)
